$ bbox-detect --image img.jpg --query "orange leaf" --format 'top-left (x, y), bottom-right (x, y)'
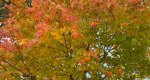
top-left (72, 32), bottom-right (81, 39)
top-left (91, 21), bottom-right (98, 27)
top-left (84, 57), bottom-right (91, 62)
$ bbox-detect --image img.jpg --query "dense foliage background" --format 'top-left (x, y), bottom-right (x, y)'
top-left (0, 0), bottom-right (150, 80)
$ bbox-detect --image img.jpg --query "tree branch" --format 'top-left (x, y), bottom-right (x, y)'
top-left (0, 56), bottom-right (26, 74)
top-left (8, 30), bottom-right (31, 75)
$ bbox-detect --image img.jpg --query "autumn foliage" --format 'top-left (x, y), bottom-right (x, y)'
top-left (0, 0), bottom-right (150, 80)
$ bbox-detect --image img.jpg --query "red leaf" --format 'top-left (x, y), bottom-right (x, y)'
top-left (34, 11), bottom-right (43, 21)
top-left (36, 31), bottom-right (43, 38)
top-left (93, 0), bottom-right (100, 3)
top-left (79, 59), bottom-right (85, 65)
top-left (6, 4), bottom-right (13, 11)
top-left (106, 71), bottom-right (113, 77)
top-left (72, 32), bottom-right (81, 39)
top-left (69, 15), bottom-right (76, 23)
top-left (72, 25), bottom-right (78, 31)
top-left (91, 21), bottom-right (98, 28)
top-left (37, 22), bottom-right (51, 33)
top-left (26, 7), bottom-right (35, 13)
top-left (129, 0), bottom-right (142, 4)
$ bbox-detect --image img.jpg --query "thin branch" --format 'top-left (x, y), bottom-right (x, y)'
top-left (47, 45), bottom-right (66, 54)
top-left (0, 63), bottom-right (7, 71)
top-left (0, 56), bottom-right (26, 74)
top-left (108, 27), bottom-right (148, 53)
top-left (110, 11), bottom-right (116, 20)
top-left (1, 46), bottom-right (16, 53)
top-left (63, 33), bottom-right (69, 54)
top-left (8, 30), bottom-right (31, 75)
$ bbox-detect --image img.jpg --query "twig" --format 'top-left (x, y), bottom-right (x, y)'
top-left (63, 33), bottom-right (69, 55)
top-left (0, 56), bottom-right (26, 74)
top-left (8, 30), bottom-right (31, 75)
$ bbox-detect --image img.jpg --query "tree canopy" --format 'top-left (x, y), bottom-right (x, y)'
top-left (0, 0), bottom-right (150, 80)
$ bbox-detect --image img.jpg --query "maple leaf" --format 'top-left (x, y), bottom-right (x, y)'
top-left (34, 11), bottom-right (43, 21)
top-left (72, 32), bottom-right (81, 39)
top-left (6, 4), bottom-right (13, 11)
top-left (37, 22), bottom-right (51, 33)
top-left (61, 12), bottom-right (69, 22)
top-left (26, 7), bottom-right (35, 13)
top-left (129, 0), bottom-right (142, 4)
top-left (79, 59), bottom-right (85, 65)
top-left (18, 39), bottom-right (29, 46)
top-left (84, 57), bottom-right (91, 62)
top-left (91, 21), bottom-right (98, 28)
top-left (50, 31), bottom-right (63, 43)
top-left (116, 66), bottom-right (124, 77)
top-left (72, 25), bottom-right (78, 31)
top-left (69, 15), bottom-right (76, 23)
top-left (92, 0), bottom-right (101, 3)
top-left (36, 31), bottom-right (43, 38)
top-left (120, 22), bottom-right (129, 27)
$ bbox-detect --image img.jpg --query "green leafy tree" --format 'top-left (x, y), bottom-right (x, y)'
top-left (0, 0), bottom-right (150, 79)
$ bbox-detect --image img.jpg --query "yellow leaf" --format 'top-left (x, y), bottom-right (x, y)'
top-left (60, 26), bottom-right (67, 34)
top-left (50, 31), bottom-right (63, 43)
top-left (18, 39), bottom-right (29, 46)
